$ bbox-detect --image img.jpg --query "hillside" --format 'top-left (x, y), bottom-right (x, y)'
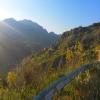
top-left (0, 22), bottom-right (100, 100)
top-left (0, 18), bottom-right (59, 72)
top-left (18, 22), bottom-right (100, 70)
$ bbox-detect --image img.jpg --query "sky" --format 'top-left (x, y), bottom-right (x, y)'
top-left (0, 0), bottom-right (100, 34)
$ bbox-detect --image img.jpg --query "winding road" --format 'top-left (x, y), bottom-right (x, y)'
top-left (33, 61), bottom-right (100, 100)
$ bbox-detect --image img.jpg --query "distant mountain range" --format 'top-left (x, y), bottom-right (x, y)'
top-left (0, 18), bottom-right (59, 72)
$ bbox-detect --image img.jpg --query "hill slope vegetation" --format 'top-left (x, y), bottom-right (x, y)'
top-left (0, 22), bottom-right (100, 100)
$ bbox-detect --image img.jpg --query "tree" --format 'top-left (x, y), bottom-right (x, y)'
top-left (74, 41), bottom-right (84, 65)
top-left (75, 41), bottom-right (83, 53)
top-left (7, 71), bottom-right (16, 87)
top-left (66, 48), bottom-right (74, 62)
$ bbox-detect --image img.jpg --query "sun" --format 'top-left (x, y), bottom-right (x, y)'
top-left (0, 9), bottom-right (12, 20)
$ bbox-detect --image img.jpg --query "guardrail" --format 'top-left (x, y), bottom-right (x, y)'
top-left (33, 61), bottom-right (100, 100)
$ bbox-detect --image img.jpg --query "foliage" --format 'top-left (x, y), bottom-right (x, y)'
top-left (7, 72), bottom-right (16, 87)
top-left (0, 22), bottom-right (100, 99)
top-left (66, 48), bottom-right (74, 62)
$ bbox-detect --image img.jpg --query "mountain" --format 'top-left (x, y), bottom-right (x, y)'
top-left (0, 18), bottom-right (59, 72)
top-left (6, 22), bottom-right (99, 99)
top-left (24, 22), bottom-right (99, 70)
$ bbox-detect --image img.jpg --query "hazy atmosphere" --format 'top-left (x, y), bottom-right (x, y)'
top-left (0, 0), bottom-right (100, 33)
top-left (0, 0), bottom-right (100, 100)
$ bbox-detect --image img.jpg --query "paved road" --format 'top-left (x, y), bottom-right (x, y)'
top-left (33, 61), bottom-right (100, 100)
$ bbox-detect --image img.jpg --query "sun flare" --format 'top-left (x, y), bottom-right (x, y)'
top-left (0, 9), bottom-right (11, 20)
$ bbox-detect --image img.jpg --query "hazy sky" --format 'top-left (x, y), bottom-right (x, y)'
top-left (0, 0), bottom-right (100, 34)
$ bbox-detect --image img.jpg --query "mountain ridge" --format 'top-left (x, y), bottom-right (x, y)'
top-left (0, 18), bottom-right (59, 72)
